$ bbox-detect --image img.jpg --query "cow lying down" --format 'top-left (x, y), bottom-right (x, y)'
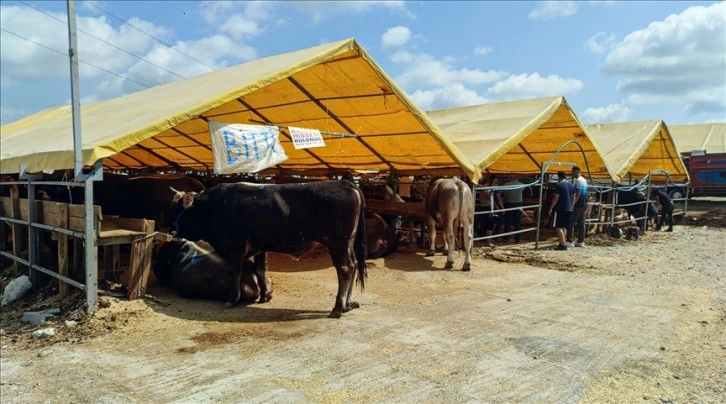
top-left (154, 239), bottom-right (272, 303)
top-left (365, 212), bottom-right (399, 259)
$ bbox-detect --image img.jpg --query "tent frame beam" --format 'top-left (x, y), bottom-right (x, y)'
top-left (287, 76), bottom-right (395, 171)
top-left (205, 92), bottom-right (399, 119)
top-left (518, 144), bottom-right (541, 170)
top-left (131, 143), bottom-right (184, 171)
top-left (150, 133), bottom-right (210, 171)
top-left (114, 150), bottom-right (153, 171)
top-left (105, 156), bottom-right (133, 171)
top-left (170, 127), bottom-right (214, 156)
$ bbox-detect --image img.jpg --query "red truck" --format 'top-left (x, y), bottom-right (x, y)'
top-left (672, 151), bottom-right (726, 199)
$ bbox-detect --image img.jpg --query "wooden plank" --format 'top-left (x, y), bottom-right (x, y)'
top-left (103, 216), bottom-right (151, 233)
top-left (68, 204), bottom-right (102, 233)
top-left (127, 219), bottom-right (155, 300)
top-left (40, 201), bottom-right (66, 227)
top-left (0, 197), bottom-right (8, 252)
top-left (9, 190), bottom-right (23, 270)
top-left (0, 196), bottom-right (12, 217)
top-left (365, 200), bottom-right (427, 218)
top-left (57, 204), bottom-right (69, 298)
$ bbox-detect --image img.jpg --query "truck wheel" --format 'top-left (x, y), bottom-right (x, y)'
top-left (668, 188), bottom-right (685, 201)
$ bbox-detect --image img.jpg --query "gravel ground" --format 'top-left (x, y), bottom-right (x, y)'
top-left (1, 200), bottom-right (724, 403)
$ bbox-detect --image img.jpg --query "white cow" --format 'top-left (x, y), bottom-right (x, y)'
top-left (425, 177), bottom-right (474, 271)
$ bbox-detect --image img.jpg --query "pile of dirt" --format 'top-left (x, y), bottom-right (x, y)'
top-left (683, 208), bottom-right (726, 228)
top-left (0, 275), bottom-right (149, 349)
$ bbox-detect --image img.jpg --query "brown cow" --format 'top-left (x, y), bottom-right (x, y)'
top-left (365, 212), bottom-right (399, 259)
top-left (425, 177), bottom-right (474, 271)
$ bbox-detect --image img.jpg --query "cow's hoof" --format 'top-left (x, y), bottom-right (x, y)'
top-left (444, 261), bottom-right (454, 269)
top-left (259, 291), bottom-right (273, 303)
top-left (425, 251), bottom-right (436, 257)
top-left (224, 302), bottom-right (236, 309)
top-left (329, 310), bottom-right (342, 319)
top-left (462, 263), bottom-right (471, 271)
top-left (346, 301), bottom-right (360, 311)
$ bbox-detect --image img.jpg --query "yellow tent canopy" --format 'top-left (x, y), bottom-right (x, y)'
top-left (1, 38), bottom-right (478, 181)
top-left (584, 120), bottom-right (688, 182)
top-left (667, 123), bottom-right (726, 154)
top-left (427, 96), bottom-right (616, 181)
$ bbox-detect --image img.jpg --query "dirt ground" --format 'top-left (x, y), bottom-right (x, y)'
top-left (1, 199), bottom-right (725, 403)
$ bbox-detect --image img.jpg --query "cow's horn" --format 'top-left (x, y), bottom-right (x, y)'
top-left (170, 186), bottom-right (180, 194)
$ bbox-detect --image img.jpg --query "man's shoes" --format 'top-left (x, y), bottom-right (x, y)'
top-left (666, 227), bottom-right (673, 232)
top-left (565, 242), bottom-right (574, 248)
top-left (555, 244), bottom-right (568, 251)
top-left (575, 242), bottom-right (585, 247)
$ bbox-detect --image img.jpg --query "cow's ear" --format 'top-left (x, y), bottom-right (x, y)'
top-left (182, 193), bottom-right (196, 209)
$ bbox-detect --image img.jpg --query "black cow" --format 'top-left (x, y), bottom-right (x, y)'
top-left (171, 180), bottom-right (367, 318)
top-left (154, 239), bottom-right (271, 302)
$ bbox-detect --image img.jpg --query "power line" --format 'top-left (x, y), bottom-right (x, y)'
top-left (17, 0), bottom-right (188, 80)
top-left (0, 27), bottom-right (151, 89)
top-left (86, 1), bottom-right (217, 72)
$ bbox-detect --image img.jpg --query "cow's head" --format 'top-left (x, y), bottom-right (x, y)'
top-left (169, 187), bottom-right (199, 237)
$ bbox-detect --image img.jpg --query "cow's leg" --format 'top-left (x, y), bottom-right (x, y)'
top-left (224, 252), bottom-right (245, 308)
top-left (343, 246), bottom-right (359, 310)
top-left (426, 216), bottom-right (437, 257)
top-left (462, 221), bottom-right (473, 271)
top-left (239, 268), bottom-right (261, 303)
top-left (328, 245), bottom-right (355, 318)
top-left (253, 252), bottom-right (272, 303)
top-left (444, 219), bottom-right (455, 269)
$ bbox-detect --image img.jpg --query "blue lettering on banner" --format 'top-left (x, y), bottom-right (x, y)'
top-left (222, 127), bottom-right (283, 165)
top-left (223, 130), bottom-right (243, 164)
top-left (251, 131), bottom-right (260, 159)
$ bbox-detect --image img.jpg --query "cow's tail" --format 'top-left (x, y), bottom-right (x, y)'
top-left (354, 189), bottom-right (368, 291)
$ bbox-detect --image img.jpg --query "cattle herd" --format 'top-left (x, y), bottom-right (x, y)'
top-left (0, 171), bottom-right (580, 317)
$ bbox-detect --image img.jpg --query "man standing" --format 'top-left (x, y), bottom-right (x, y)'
top-left (474, 176), bottom-right (503, 246)
top-left (653, 188), bottom-right (675, 231)
top-left (502, 177), bottom-right (524, 243)
top-left (567, 166), bottom-right (588, 247)
top-left (548, 171), bottom-right (575, 250)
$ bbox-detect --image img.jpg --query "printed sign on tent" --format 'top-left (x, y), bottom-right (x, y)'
top-left (209, 121), bottom-right (288, 174)
top-left (289, 126), bottom-right (325, 150)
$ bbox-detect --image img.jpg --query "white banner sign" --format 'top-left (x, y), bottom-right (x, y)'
top-left (289, 126), bottom-right (325, 150)
top-left (209, 121), bottom-right (288, 174)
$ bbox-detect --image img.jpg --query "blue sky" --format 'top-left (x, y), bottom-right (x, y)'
top-left (1, 1), bottom-right (724, 126)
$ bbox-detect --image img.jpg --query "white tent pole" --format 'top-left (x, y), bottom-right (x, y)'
top-left (66, 0), bottom-right (83, 177)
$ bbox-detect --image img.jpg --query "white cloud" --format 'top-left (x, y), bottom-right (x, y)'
top-left (288, 1), bottom-right (410, 23)
top-left (217, 2), bottom-right (276, 39)
top-left (391, 51), bottom-right (507, 90)
top-left (474, 45), bottom-right (492, 56)
top-left (94, 35), bottom-right (256, 96)
top-left (584, 32), bottom-right (616, 54)
top-left (0, 6), bottom-right (171, 80)
top-left (485, 73), bottom-right (583, 100)
top-left (200, 1), bottom-right (239, 24)
top-left (528, 1), bottom-right (579, 21)
top-left (581, 103), bottom-right (632, 123)
top-left (410, 84), bottom-right (487, 111)
top-left (1, 3), bottom-right (261, 113)
top-left (381, 26), bottom-right (411, 49)
top-left (603, 2), bottom-right (726, 117)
